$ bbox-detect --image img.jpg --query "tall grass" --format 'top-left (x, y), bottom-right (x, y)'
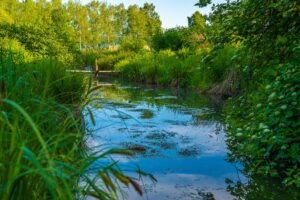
top-left (80, 49), bottom-right (135, 70)
top-left (115, 49), bottom-right (201, 87)
top-left (0, 50), bottom-right (147, 199)
top-left (0, 55), bottom-right (83, 199)
top-left (115, 46), bottom-right (238, 90)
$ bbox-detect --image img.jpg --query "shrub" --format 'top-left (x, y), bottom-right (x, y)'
top-left (199, 45), bottom-right (237, 83)
top-left (97, 50), bottom-right (135, 70)
top-left (0, 23), bottom-right (79, 67)
top-left (226, 63), bottom-right (300, 186)
top-left (0, 37), bottom-right (34, 64)
top-left (120, 36), bottom-right (145, 52)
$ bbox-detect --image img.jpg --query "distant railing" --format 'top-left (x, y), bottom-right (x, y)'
top-left (66, 70), bottom-right (119, 73)
top-left (67, 59), bottom-right (119, 77)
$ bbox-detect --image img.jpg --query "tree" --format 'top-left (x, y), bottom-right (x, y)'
top-left (197, 0), bottom-right (300, 187)
top-left (51, 0), bottom-right (62, 9)
top-left (141, 3), bottom-right (162, 43)
top-left (188, 11), bottom-right (206, 29)
top-left (113, 4), bottom-right (127, 45)
top-left (87, 0), bottom-right (102, 48)
top-left (67, 1), bottom-right (89, 50)
top-left (126, 5), bottom-right (147, 40)
top-left (152, 27), bottom-right (187, 51)
top-left (99, 4), bottom-right (115, 46)
top-left (195, 0), bottom-right (211, 8)
top-left (0, 0), bottom-right (19, 18)
top-left (186, 11), bottom-right (208, 49)
top-left (21, 0), bottom-right (37, 25)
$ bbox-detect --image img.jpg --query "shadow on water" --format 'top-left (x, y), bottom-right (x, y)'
top-left (85, 78), bottom-right (300, 200)
top-left (226, 175), bottom-right (300, 200)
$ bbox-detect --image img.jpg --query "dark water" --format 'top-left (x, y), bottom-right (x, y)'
top-left (84, 80), bottom-right (299, 200)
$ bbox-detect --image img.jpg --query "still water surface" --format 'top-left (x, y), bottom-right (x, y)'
top-left (84, 80), bottom-right (246, 200)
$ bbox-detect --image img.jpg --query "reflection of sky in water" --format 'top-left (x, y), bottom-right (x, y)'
top-left (123, 172), bottom-right (237, 200)
top-left (85, 84), bottom-right (243, 200)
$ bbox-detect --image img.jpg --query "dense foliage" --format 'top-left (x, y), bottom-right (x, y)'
top-left (200, 0), bottom-right (300, 186)
top-left (0, 0), bottom-right (162, 67)
top-left (226, 64), bottom-right (300, 186)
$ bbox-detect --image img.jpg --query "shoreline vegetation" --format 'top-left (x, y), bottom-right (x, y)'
top-left (0, 0), bottom-right (299, 199)
top-left (0, 55), bottom-right (147, 199)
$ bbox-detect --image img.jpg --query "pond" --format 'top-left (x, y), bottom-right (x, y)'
top-left (84, 79), bottom-right (299, 200)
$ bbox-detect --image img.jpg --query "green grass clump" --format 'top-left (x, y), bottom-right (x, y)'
top-left (96, 50), bottom-right (135, 70)
top-left (0, 51), bottom-right (148, 199)
top-left (0, 55), bottom-right (85, 199)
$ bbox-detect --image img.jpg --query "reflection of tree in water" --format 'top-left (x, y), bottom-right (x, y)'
top-left (225, 110), bottom-right (300, 200)
top-left (225, 174), bottom-right (300, 200)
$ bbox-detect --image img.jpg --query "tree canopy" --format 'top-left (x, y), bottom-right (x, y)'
top-left (0, 0), bottom-right (162, 65)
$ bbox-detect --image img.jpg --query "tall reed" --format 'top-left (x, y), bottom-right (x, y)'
top-left (0, 52), bottom-right (147, 199)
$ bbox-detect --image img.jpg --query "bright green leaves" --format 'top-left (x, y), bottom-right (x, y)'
top-left (0, 7), bottom-right (13, 23)
top-left (226, 63), bottom-right (300, 186)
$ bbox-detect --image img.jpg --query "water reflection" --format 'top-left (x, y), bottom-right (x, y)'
top-left (85, 81), bottom-right (240, 200)
top-left (225, 173), bottom-right (300, 200)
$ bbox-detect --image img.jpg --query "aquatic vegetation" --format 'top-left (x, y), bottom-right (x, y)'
top-left (130, 109), bottom-right (155, 119)
top-left (178, 145), bottom-right (201, 157)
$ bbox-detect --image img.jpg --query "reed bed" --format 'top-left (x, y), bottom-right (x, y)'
top-left (0, 52), bottom-right (147, 200)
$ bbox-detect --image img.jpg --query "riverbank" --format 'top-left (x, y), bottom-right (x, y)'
top-left (93, 47), bottom-right (239, 97)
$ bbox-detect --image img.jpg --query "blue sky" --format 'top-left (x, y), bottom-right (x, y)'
top-left (68, 0), bottom-right (226, 28)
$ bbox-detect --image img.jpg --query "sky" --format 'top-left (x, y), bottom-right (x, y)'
top-left (67, 0), bottom-right (226, 28)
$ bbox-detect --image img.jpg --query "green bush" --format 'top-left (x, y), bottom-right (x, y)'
top-left (0, 23), bottom-right (80, 67)
top-left (120, 36), bottom-right (146, 52)
top-left (226, 63), bottom-right (300, 186)
top-left (199, 45), bottom-right (237, 84)
top-left (96, 50), bottom-right (135, 70)
top-left (0, 37), bottom-right (34, 64)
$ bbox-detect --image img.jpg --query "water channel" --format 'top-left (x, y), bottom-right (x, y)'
top-left (84, 79), bottom-right (298, 200)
